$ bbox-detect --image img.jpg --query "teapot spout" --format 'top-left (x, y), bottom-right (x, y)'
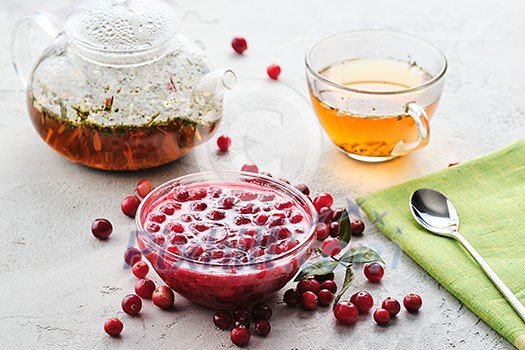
top-left (194, 69), bottom-right (236, 100)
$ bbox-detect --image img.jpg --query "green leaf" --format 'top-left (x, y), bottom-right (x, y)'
top-left (294, 258), bottom-right (339, 282)
top-left (333, 266), bottom-right (355, 307)
top-left (337, 209), bottom-right (351, 244)
top-left (339, 245), bottom-right (385, 265)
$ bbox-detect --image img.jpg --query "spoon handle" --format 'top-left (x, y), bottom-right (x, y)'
top-left (455, 232), bottom-right (525, 323)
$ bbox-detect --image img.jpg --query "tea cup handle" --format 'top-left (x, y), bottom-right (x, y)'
top-left (392, 102), bottom-right (430, 156)
top-left (12, 11), bottom-right (62, 88)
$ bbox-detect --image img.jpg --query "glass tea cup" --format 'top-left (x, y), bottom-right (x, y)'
top-left (305, 30), bottom-right (447, 162)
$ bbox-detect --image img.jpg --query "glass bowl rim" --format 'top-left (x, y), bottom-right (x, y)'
top-left (135, 170), bottom-right (319, 269)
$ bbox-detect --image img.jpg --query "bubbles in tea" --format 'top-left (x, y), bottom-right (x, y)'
top-left (309, 58), bottom-right (438, 159)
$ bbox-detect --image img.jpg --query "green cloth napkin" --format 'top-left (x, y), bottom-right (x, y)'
top-left (356, 139), bottom-right (525, 350)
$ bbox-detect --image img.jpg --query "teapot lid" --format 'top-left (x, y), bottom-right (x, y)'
top-left (64, 0), bottom-right (179, 52)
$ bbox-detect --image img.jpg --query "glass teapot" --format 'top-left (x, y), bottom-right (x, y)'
top-left (12, 0), bottom-right (235, 171)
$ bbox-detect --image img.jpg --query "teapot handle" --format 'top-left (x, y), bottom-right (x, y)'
top-left (12, 11), bottom-right (61, 88)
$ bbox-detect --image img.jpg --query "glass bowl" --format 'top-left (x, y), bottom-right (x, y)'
top-left (136, 171), bottom-right (318, 309)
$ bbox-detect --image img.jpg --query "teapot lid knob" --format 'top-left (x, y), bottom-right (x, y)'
top-left (64, 0), bottom-right (179, 52)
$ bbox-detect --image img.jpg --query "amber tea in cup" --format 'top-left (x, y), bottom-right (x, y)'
top-left (306, 31), bottom-right (447, 162)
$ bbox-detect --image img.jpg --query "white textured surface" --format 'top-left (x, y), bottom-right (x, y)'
top-left (1, 0), bottom-right (524, 349)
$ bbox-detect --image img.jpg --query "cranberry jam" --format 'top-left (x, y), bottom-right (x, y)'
top-left (136, 171), bottom-right (317, 309)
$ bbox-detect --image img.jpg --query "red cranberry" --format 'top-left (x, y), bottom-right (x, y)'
top-left (160, 203), bottom-right (179, 215)
top-left (403, 293), bottom-right (423, 313)
top-left (266, 64), bottom-right (281, 80)
top-left (121, 294), bottom-right (142, 316)
top-left (320, 280), bottom-right (337, 294)
top-left (104, 318), bottom-right (123, 337)
top-left (321, 237), bottom-right (342, 256)
top-left (252, 302), bottom-right (272, 320)
top-left (174, 188), bottom-right (190, 201)
top-left (289, 211), bottom-right (303, 224)
top-left (214, 310), bottom-right (233, 330)
top-left (231, 37), bottom-right (248, 54)
top-left (259, 193), bottom-right (275, 202)
top-left (316, 223), bottom-right (330, 241)
top-left (149, 213), bottom-right (166, 223)
top-left (350, 291), bottom-right (374, 313)
top-left (381, 297), bottom-right (401, 317)
top-left (121, 195), bottom-right (141, 218)
top-left (167, 222), bottom-right (185, 233)
top-left (217, 135), bottom-right (232, 152)
top-left (318, 206), bottom-right (333, 224)
top-left (331, 208), bottom-right (344, 222)
top-left (313, 193), bottom-right (334, 212)
top-left (254, 213), bottom-right (269, 225)
top-left (283, 289), bottom-right (300, 307)
top-left (333, 301), bottom-right (358, 325)
top-left (234, 315), bottom-right (250, 328)
top-left (240, 164), bottom-right (259, 173)
top-left (152, 286), bottom-right (174, 309)
top-left (317, 289), bottom-right (334, 307)
top-left (363, 262), bottom-right (384, 283)
top-left (329, 221), bottom-right (339, 237)
top-left (91, 218), bottom-right (113, 240)
top-left (314, 273), bottom-right (335, 284)
top-left (185, 244), bottom-right (204, 259)
top-left (301, 291), bottom-right (318, 310)
top-left (131, 261), bottom-right (149, 279)
top-left (373, 308), bottom-right (391, 325)
top-left (294, 183), bottom-right (310, 196)
top-left (231, 325), bottom-right (251, 347)
top-left (351, 218), bottom-right (365, 236)
top-left (232, 306), bottom-right (250, 321)
top-left (207, 209), bottom-right (226, 220)
top-left (134, 278), bottom-right (156, 299)
top-left (124, 247), bottom-right (142, 266)
top-left (255, 319), bottom-right (271, 337)
top-left (297, 278), bottom-right (321, 296)
top-left (136, 179), bottom-right (154, 198)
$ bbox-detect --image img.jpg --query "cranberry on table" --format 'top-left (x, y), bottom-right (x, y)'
top-left (350, 291), bottom-right (374, 313)
top-left (232, 306), bottom-right (250, 321)
top-left (255, 319), bottom-right (271, 337)
top-left (329, 221), bottom-right (339, 237)
top-left (231, 37), bottom-right (248, 54)
top-left (104, 318), bottom-right (123, 337)
top-left (333, 301), bottom-right (358, 325)
top-left (301, 291), bottom-right (318, 310)
top-left (121, 294), bottom-right (142, 316)
top-left (91, 218), bottom-right (113, 240)
top-left (373, 308), bottom-right (391, 325)
top-left (320, 280), bottom-right (337, 293)
top-left (297, 277), bottom-right (321, 295)
top-left (131, 261), bottom-right (149, 279)
top-left (135, 279), bottom-right (156, 299)
top-left (240, 164), bottom-right (259, 173)
top-left (252, 302), bottom-right (272, 320)
top-left (381, 297), bottom-right (401, 317)
top-left (363, 262), bottom-right (385, 283)
top-left (351, 218), bottom-right (365, 236)
top-left (331, 208), bottom-right (344, 222)
top-left (152, 286), bottom-right (175, 309)
top-left (295, 183), bottom-right (310, 196)
top-left (321, 237), bottom-right (342, 256)
top-left (213, 311), bottom-right (233, 330)
top-left (403, 293), bottom-right (423, 313)
top-left (121, 195), bottom-right (141, 218)
top-left (217, 135), bottom-right (232, 152)
top-left (313, 192), bottom-right (334, 212)
top-left (231, 325), bottom-right (251, 347)
top-left (124, 247), bottom-right (142, 266)
top-left (283, 289), bottom-right (300, 307)
top-left (316, 223), bottom-right (330, 241)
top-left (266, 64), bottom-right (281, 80)
top-left (317, 289), bottom-right (334, 307)
top-left (234, 315), bottom-right (250, 328)
top-left (136, 179), bottom-right (154, 198)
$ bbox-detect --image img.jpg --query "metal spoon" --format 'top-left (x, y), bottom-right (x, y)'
top-left (410, 188), bottom-right (525, 323)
